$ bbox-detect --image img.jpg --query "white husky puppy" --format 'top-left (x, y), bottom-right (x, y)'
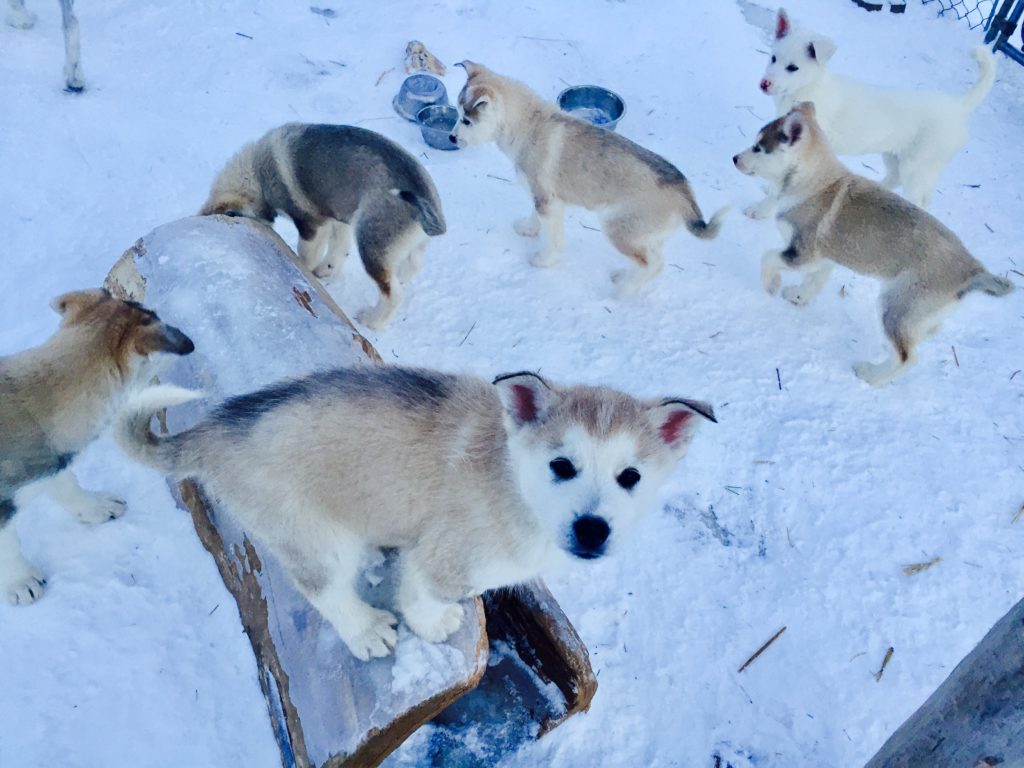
top-left (118, 367), bottom-right (715, 660)
top-left (201, 123), bottom-right (446, 329)
top-left (733, 103), bottom-right (1014, 385)
top-left (750, 8), bottom-right (995, 214)
top-left (449, 61), bottom-right (729, 298)
top-left (1, 289), bottom-right (194, 604)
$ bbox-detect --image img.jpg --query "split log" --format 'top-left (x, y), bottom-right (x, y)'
top-left (865, 596), bottom-right (1024, 768)
top-left (105, 215), bottom-right (597, 767)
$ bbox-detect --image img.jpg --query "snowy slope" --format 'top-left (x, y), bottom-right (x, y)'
top-left (1, 1), bottom-right (1022, 766)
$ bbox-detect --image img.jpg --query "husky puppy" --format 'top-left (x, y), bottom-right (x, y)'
top-left (6, 0), bottom-right (84, 92)
top-left (750, 9), bottom-right (995, 214)
top-left (733, 103), bottom-right (1014, 385)
top-left (200, 123), bottom-right (447, 329)
top-left (449, 61), bottom-right (729, 298)
top-left (118, 367), bottom-right (715, 660)
top-left (0, 289), bottom-right (194, 604)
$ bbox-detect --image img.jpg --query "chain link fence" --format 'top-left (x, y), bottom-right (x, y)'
top-left (921, 0), bottom-right (996, 28)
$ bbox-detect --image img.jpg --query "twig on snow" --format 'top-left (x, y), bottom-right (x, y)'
top-left (375, 67), bottom-right (394, 86)
top-left (1012, 503), bottom-right (1024, 524)
top-left (903, 556), bottom-right (941, 576)
top-left (738, 626), bottom-right (786, 673)
top-left (874, 646), bottom-right (894, 682)
top-left (951, 346), bottom-right (960, 367)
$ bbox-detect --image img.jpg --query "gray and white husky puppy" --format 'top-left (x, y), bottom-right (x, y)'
top-left (449, 62), bottom-right (729, 298)
top-left (200, 123), bottom-right (447, 329)
top-left (119, 367), bottom-right (715, 661)
top-left (733, 103), bottom-right (1014, 385)
top-left (1, 289), bottom-right (194, 604)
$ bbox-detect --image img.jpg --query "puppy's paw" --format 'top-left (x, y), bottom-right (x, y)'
top-left (313, 262), bottom-right (336, 279)
top-left (744, 201), bottom-right (774, 220)
top-left (74, 494), bottom-right (127, 525)
top-left (4, 568), bottom-right (46, 606)
top-left (355, 306), bottom-right (391, 330)
top-left (782, 285), bottom-right (809, 306)
top-left (343, 608), bottom-right (399, 661)
top-left (407, 602), bottom-right (465, 643)
top-left (853, 361), bottom-right (890, 386)
top-left (5, 8), bottom-right (37, 28)
top-left (513, 216), bottom-right (540, 238)
top-left (761, 271), bottom-right (781, 296)
top-left (529, 250), bottom-right (558, 268)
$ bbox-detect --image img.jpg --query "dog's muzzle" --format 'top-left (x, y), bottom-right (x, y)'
top-left (759, 78), bottom-right (772, 94)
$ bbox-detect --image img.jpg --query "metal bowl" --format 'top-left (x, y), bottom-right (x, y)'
top-left (556, 85), bottom-right (626, 132)
top-left (393, 74), bottom-right (448, 122)
top-left (417, 105), bottom-right (459, 151)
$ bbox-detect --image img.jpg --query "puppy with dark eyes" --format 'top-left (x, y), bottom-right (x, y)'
top-left (734, 103), bottom-right (1013, 385)
top-left (118, 367), bottom-right (714, 660)
top-left (0, 289), bottom-right (194, 604)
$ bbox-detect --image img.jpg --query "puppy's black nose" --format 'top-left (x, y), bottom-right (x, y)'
top-left (448, 134), bottom-right (458, 144)
top-left (572, 515), bottom-right (610, 559)
top-left (732, 154), bottom-right (739, 166)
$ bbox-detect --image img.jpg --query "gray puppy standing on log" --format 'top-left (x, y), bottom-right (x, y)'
top-left (200, 123), bottom-right (447, 329)
top-left (118, 368), bottom-right (714, 661)
top-left (0, 289), bottom-right (194, 604)
top-left (733, 103), bottom-right (1014, 385)
top-left (449, 61), bottom-right (729, 297)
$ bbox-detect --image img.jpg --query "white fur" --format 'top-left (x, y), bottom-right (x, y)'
top-left (756, 9), bottom-right (995, 210)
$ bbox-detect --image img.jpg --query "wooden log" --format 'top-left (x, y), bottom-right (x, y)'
top-left (865, 596), bottom-right (1024, 768)
top-left (105, 215), bottom-right (489, 768)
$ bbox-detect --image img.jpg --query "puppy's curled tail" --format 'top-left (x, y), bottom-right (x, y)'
top-left (393, 189), bottom-right (447, 237)
top-left (116, 386), bottom-right (204, 476)
top-left (958, 271), bottom-right (1014, 299)
top-left (962, 45), bottom-right (996, 112)
top-left (686, 205), bottom-right (731, 241)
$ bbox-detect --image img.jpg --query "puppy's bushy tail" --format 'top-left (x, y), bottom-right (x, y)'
top-left (116, 386), bottom-right (204, 476)
top-left (393, 188), bottom-right (447, 237)
top-left (958, 271), bottom-right (1014, 299)
top-left (686, 204), bottom-right (731, 241)
top-left (962, 46), bottom-right (996, 112)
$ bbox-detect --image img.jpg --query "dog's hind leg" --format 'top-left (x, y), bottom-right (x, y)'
top-left (43, 470), bottom-right (126, 524)
top-left (396, 233), bottom-right (428, 284)
top-left (530, 196), bottom-right (564, 267)
top-left (0, 500), bottom-right (46, 605)
top-left (397, 551), bottom-right (465, 643)
top-left (5, 0), bottom-right (35, 28)
top-left (880, 153), bottom-right (900, 190)
top-left (354, 222), bottom-right (405, 329)
top-left (283, 532), bottom-right (398, 661)
top-left (58, 0), bottom-right (84, 92)
top-left (854, 283), bottom-right (927, 385)
top-left (514, 211), bottom-right (540, 238)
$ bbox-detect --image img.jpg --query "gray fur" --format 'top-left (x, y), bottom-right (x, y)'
top-left (200, 123), bottom-right (447, 328)
top-left (118, 366), bottom-right (713, 661)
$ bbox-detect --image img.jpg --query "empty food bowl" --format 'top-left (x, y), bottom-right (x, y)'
top-left (556, 85), bottom-right (626, 132)
top-left (393, 74), bottom-right (449, 122)
top-left (417, 105), bottom-right (459, 151)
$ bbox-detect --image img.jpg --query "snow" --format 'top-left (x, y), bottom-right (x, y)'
top-left (1, 0), bottom-right (1022, 766)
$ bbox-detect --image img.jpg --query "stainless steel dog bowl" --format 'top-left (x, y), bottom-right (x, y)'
top-left (417, 105), bottom-right (459, 151)
top-left (556, 85), bottom-right (625, 131)
top-left (393, 74), bottom-right (448, 122)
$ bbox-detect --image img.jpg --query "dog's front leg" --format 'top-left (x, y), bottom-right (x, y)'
top-left (0, 504), bottom-right (46, 605)
top-left (314, 221), bottom-right (352, 279)
top-left (397, 553), bottom-right (465, 643)
top-left (297, 224), bottom-right (330, 274)
top-left (744, 188), bottom-right (778, 220)
top-left (43, 470), bottom-right (126, 523)
top-left (530, 196), bottom-right (564, 268)
top-left (760, 249), bottom-right (786, 295)
top-left (783, 261), bottom-right (833, 306)
top-left (5, 0), bottom-right (36, 29)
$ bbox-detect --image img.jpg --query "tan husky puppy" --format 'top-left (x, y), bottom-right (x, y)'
top-left (733, 103), bottom-right (1014, 385)
top-left (0, 289), bottom-right (194, 603)
top-left (119, 368), bottom-right (715, 661)
top-left (449, 61), bottom-right (729, 298)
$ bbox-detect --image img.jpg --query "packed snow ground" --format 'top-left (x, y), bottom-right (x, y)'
top-left (1, 1), bottom-right (1022, 766)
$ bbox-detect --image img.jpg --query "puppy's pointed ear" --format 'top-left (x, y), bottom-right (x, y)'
top-left (455, 60), bottom-right (485, 79)
top-left (51, 289), bottom-right (109, 322)
top-left (782, 110), bottom-right (805, 144)
top-left (775, 8), bottom-right (791, 39)
top-left (807, 36), bottom-right (836, 63)
top-left (461, 83), bottom-right (493, 113)
top-left (493, 371), bottom-right (557, 426)
top-left (647, 398), bottom-right (716, 454)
